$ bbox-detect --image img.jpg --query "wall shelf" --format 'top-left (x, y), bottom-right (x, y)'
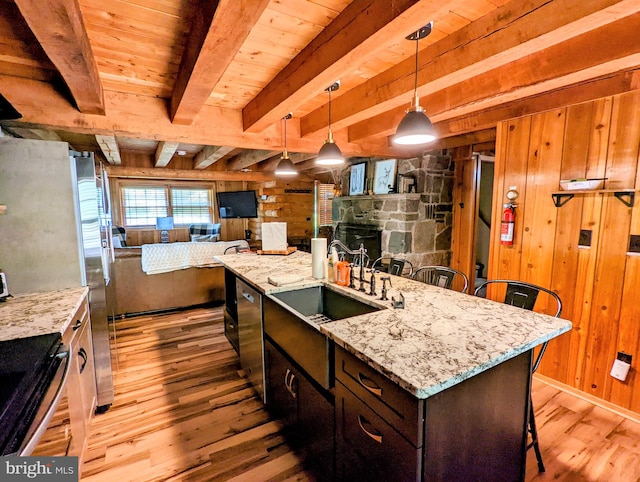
top-left (551, 189), bottom-right (636, 208)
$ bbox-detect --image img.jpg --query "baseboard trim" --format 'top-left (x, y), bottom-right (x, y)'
top-left (534, 374), bottom-right (640, 425)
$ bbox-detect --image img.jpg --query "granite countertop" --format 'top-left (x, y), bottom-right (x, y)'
top-left (0, 287), bottom-right (89, 342)
top-left (217, 251), bottom-right (572, 399)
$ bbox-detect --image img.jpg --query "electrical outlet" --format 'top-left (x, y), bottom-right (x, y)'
top-left (610, 352), bottom-right (632, 382)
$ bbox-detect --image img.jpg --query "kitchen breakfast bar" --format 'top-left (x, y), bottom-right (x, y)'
top-left (216, 251), bottom-right (571, 481)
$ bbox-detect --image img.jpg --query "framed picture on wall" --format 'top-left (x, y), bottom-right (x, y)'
top-left (373, 159), bottom-right (397, 194)
top-left (349, 163), bottom-right (366, 195)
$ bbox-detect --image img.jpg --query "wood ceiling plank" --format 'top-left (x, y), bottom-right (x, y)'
top-left (154, 141), bottom-right (179, 167)
top-left (81, 0), bottom-right (184, 29)
top-left (303, 0), bottom-right (640, 137)
top-left (96, 134), bottom-right (122, 164)
top-left (241, 0), bottom-right (446, 134)
top-left (14, 0), bottom-right (105, 115)
top-left (80, 5), bottom-right (184, 43)
top-left (193, 146), bottom-right (235, 170)
top-left (170, 0), bottom-right (271, 125)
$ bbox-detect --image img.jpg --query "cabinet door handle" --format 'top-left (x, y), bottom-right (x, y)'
top-left (357, 415), bottom-right (383, 444)
top-left (72, 319), bottom-right (83, 331)
top-left (242, 291), bottom-right (254, 303)
top-left (284, 369), bottom-right (297, 399)
top-left (358, 372), bottom-right (383, 397)
top-left (78, 347), bottom-right (88, 374)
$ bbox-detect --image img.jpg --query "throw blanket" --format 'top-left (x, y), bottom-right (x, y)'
top-left (141, 240), bottom-right (249, 275)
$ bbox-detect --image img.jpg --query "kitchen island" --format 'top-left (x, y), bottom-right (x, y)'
top-left (216, 251), bottom-right (571, 481)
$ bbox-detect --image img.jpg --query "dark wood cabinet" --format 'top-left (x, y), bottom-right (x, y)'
top-left (335, 345), bottom-right (532, 482)
top-left (264, 338), bottom-right (334, 481)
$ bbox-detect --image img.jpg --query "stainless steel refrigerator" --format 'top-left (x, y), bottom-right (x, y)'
top-left (0, 138), bottom-right (114, 410)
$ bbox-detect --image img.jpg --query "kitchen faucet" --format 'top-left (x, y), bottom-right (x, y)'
top-left (327, 240), bottom-right (369, 289)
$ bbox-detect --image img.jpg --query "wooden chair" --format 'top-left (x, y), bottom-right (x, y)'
top-left (474, 279), bottom-right (563, 473)
top-left (411, 266), bottom-right (469, 293)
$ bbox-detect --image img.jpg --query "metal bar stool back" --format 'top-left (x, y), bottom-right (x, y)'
top-left (474, 279), bottom-right (563, 473)
top-left (411, 266), bottom-right (469, 293)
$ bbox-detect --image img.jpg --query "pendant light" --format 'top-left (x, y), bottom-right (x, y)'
top-left (275, 113), bottom-right (297, 176)
top-left (316, 81), bottom-right (344, 166)
top-left (393, 22), bottom-right (436, 146)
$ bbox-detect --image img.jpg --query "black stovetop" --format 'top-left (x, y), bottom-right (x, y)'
top-left (0, 332), bottom-right (62, 455)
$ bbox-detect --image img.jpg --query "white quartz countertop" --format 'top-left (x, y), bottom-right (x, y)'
top-left (216, 251), bottom-right (572, 399)
top-left (0, 287), bottom-right (89, 342)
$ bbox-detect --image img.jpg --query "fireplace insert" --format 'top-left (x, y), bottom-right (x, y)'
top-left (333, 224), bottom-right (381, 264)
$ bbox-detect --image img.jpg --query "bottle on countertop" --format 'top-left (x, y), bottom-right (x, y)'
top-left (327, 251), bottom-right (335, 282)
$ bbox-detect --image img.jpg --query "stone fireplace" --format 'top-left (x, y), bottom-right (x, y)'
top-left (332, 152), bottom-right (454, 268)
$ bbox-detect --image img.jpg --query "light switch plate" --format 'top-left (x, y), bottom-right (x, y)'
top-left (610, 359), bottom-right (631, 381)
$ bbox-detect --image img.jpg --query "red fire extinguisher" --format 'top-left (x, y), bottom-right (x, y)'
top-left (500, 203), bottom-right (515, 246)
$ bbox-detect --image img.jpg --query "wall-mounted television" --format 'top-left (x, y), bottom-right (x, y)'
top-left (217, 190), bottom-right (258, 219)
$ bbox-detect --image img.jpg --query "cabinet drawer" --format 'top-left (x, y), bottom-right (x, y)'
top-left (62, 297), bottom-right (89, 346)
top-left (336, 381), bottom-right (420, 482)
top-left (335, 345), bottom-right (423, 446)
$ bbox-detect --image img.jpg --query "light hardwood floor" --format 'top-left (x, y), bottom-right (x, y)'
top-left (79, 306), bottom-right (640, 481)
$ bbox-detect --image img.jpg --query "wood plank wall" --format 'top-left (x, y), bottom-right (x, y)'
top-left (248, 179), bottom-right (314, 245)
top-left (490, 90), bottom-right (640, 414)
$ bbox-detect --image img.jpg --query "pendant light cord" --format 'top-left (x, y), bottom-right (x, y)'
top-left (414, 36), bottom-right (419, 95)
top-left (328, 87), bottom-right (333, 135)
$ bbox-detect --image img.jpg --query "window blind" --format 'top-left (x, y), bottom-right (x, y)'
top-left (171, 188), bottom-right (212, 224)
top-left (318, 183), bottom-right (334, 227)
top-left (122, 187), bottom-right (168, 226)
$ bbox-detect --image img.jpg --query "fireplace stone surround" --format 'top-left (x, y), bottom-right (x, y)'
top-left (331, 152), bottom-right (453, 269)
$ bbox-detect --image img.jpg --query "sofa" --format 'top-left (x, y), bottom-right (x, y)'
top-left (108, 242), bottom-right (248, 316)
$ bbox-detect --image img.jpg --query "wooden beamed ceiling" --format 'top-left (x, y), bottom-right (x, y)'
top-left (1, 0), bottom-right (639, 177)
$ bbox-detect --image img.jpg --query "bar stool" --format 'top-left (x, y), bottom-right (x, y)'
top-left (411, 266), bottom-right (469, 293)
top-left (474, 279), bottom-right (563, 473)
top-left (371, 256), bottom-right (413, 277)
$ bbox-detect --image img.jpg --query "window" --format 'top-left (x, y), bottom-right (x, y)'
top-left (121, 184), bottom-right (212, 227)
top-left (171, 188), bottom-right (211, 224)
top-left (318, 183), bottom-right (334, 226)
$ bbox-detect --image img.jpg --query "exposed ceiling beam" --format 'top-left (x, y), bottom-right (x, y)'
top-left (430, 129), bottom-right (496, 151)
top-left (257, 152), bottom-right (317, 172)
top-left (14, 0), bottom-right (104, 115)
top-left (3, 126), bottom-right (61, 141)
top-left (95, 135), bottom-right (121, 165)
top-left (103, 165), bottom-right (316, 183)
top-left (226, 150), bottom-right (280, 171)
top-left (433, 68), bottom-right (640, 138)
top-left (193, 145), bottom-right (235, 169)
top-left (348, 12), bottom-right (640, 142)
top-left (170, 0), bottom-right (270, 125)
top-left (303, 0), bottom-right (640, 137)
top-left (242, 0), bottom-right (449, 133)
top-left (154, 141), bottom-right (179, 167)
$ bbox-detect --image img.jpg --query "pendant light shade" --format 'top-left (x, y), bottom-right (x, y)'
top-left (393, 22), bottom-right (436, 146)
top-left (316, 81), bottom-right (344, 166)
top-left (275, 113), bottom-right (297, 176)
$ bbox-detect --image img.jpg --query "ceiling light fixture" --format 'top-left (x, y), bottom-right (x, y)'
top-left (393, 22), bottom-right (436, 146)
top-left (275, 113), bottom-right (297, 176)
top-left (316, 81), bottom-right (344, 166)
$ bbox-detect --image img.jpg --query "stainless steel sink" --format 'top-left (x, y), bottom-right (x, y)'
top-left (271, 285), bottom-right (381, 324)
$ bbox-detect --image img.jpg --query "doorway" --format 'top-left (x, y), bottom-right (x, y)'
top-left (474, 155), bottom-right (495, 289)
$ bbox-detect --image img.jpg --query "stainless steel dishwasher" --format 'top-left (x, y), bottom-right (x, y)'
top-left (236, 278), bottom-right (265, 402)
